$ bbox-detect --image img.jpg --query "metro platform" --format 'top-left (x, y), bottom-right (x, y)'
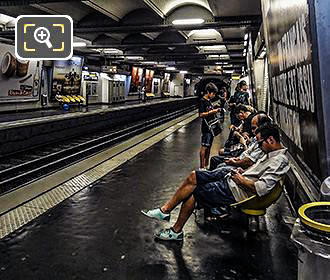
top-left (0, 114), bottom-right (298, 280)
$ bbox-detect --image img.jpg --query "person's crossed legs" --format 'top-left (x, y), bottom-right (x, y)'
top-left (141, 169), bottom-right (235, 241)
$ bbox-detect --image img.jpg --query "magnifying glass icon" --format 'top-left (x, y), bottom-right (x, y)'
top-left (34, 27), bottom-right (53, 48)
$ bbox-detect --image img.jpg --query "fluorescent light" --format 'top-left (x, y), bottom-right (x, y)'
top-left (142, 61), bottom-right (156, 64)
top-left (126, 56), bottom-right (144, 60)
top-left (223, 70), bottom-right (234, 74)
top-left (243, 53), bottom-right (247, 57)
top-left (200, 45), bottom-right (226, 51)
top-left (180, 70), bottom-right (188, 74)
top-left (244, 41), bottom-right (247, 47)
top-left (172, 18), bottom-right (204, 25)
top-left (103, 48), bottom-right (122, 54)
top-left (166, 67), bottom-right (176, 70)
top-left (188, 29), bottom-right (218, 37)
top-left (244, 33), bottom-right (248, 40)
top-left (73, 42), bottom-right (87, 47)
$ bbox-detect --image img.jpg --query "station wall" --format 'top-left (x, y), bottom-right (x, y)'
top-left (261, 0), bottom-right (329, 188)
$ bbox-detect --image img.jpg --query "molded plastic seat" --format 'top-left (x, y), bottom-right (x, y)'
top-left (230, 179), bottom-right (284, 216)
top-left (146, 93), bottom-right (155, 98)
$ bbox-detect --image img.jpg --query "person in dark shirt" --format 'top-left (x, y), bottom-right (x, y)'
top-left (228, 81), bottom-right (250, 126)
top-left (199, 83), bottom-right (221, 169)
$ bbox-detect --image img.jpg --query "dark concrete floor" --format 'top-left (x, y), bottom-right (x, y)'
top-left (0, 118), bottom-right (298, 280)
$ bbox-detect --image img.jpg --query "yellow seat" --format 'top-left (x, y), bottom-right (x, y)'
top-left (146, 92), bottom-right (155, 98)
top-left (230, 179), bottom-right (284, 216)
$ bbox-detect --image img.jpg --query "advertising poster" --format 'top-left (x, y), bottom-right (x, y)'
top-left (145, 69), bottom-right (154, 93)
top-left (129, 66), bottom-right (143, 92)
top-left (162, 73), bottom-right (170, 93)
top-left (0, 42), bottom-right (41, 102)
top-left (261, 0), bottom-right (321, 179)
top-left (51, 56), bottom-right (83, 100)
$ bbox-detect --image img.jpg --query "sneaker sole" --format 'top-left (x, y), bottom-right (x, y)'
top-left (140, 210), bottom-right (170, 222)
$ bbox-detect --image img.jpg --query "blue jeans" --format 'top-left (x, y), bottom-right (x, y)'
top-left (194, 169), bottom-right (235, 209)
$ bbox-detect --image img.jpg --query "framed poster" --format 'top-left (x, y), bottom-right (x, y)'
top-left (51, 56), bottom-right (83, 100)
top-left (0, 42), bottom-right (41, 102)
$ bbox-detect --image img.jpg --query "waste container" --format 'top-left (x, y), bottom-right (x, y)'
top-left (291, 202), bottom-right (330, 280)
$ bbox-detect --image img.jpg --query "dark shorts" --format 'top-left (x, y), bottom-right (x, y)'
top-left (193, 170), bottom-right (235, 208)
top-left (201, 132), bottom-right (214, 147)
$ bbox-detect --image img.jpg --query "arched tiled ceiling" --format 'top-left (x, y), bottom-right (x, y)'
top-left (146, 0), bottom-right (212, 16)
top-left (166, 4), bottom-right (214, 23)
top-left (149, 31), bottom-right (199, 55)
top-left (78, 11), bottom-right (118, 28)
top-left (122, 33), bottom-right (153, 45)
top-left (82, 0), bottom-right (147, 21)
top-left (92, 34), bottom-right (121, 45)
top-left (154, 31), bottom-right (186, 44)
top-left (208, 0), bottom-right (261, 17)
top-left (121, 8), bottom-right (162, 25)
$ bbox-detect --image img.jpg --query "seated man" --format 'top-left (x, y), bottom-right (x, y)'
top-left (218, 105), bottom-right (256, 159)
top-left (141, 123), bottom-right (290, 241)
top-left (210, 112), bottom-right (272, 170)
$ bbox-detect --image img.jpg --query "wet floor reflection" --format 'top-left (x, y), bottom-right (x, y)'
top-left (0, 119), bottom-right (297, 279)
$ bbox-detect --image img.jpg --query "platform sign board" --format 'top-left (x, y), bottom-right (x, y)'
top-left (261, 0), bottom-right (323, 180)
top-left (0, 42), bottom-right (41, 102)
top-left (51, 56), bottom-right (83, 100)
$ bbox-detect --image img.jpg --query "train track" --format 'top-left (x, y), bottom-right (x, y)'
top-left (0, 106), bottom-right (196, 195)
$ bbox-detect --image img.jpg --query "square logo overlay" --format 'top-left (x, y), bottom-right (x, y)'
top-left (16, 15), bottom-right (73, 60)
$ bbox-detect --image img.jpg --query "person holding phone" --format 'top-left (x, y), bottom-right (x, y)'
top-left (198, 82), bottom-right (221, 170)
top-left (141, 123), bottom-right (290, 241)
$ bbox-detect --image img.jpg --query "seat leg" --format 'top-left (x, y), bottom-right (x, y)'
top-left (248, 216), bottom-right (259, 232)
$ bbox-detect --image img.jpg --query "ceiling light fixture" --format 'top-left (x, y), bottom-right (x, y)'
top-left (125, 56), bottom-right (144, 60)
top-left (188, 29), bottom-right (218, 37)
top-left (244, 34), bottom-right (249, 41)
top-left (180, 70), bottom-right (188, 74)
top-left (73, 42), bottom-right (87, 47)
top-left (142, 61), bottom-right (157, 64)
top-left (166, 67), bottom-right (176, 70)
top-left (172, 18), bottom-right (204, 25)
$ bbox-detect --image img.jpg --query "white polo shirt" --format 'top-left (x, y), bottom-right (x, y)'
top-left (227, 148), bottom-right (290, 201)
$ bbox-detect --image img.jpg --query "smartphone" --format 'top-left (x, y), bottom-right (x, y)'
top-left (230, 169), bottom-right (238, 175)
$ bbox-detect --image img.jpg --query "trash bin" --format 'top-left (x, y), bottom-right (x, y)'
top-left (291, 202), bottom-right (330, 280)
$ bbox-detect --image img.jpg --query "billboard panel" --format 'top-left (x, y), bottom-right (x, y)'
top-left (0, 42), bottom-right (41, 102)
top-left (51, 56), bottom-right (83, 100)
top-left (262, 0), bottom-right (321, 179)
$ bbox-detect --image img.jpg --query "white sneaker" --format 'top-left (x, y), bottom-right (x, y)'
top-left (141, 208), bottom-right (170, 222)
top-left (154, 228), bottom-right (184, 241)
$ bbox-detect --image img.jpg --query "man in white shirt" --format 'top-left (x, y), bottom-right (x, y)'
top-left (209, 112), bottom-right (271, 171)
top-left (141, 123), bottom-right (290, 241)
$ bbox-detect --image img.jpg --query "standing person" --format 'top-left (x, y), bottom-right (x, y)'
top-left (228, 81), bottom-right (250, 126)
top-left (199, 83), bottom-right (221, 170)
